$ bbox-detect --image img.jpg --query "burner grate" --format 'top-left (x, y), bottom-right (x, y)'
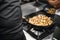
top-left (23, 18), bottom-right (55, 40)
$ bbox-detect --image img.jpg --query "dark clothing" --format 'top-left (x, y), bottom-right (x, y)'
top-left (0, 0), bottom-right (22, 34)
top-left (53, 13), bottom-right (60, 40)
top-left (54, 15), bottom-right (60, 27)
top-left (53, 27), bottom-right (60, 40)
top-left (38, 0), bottom-right (48, 4)
top-left (0, 30), bottom-right (26, 40)
top-left (0, 0), bottom-right (26, 40)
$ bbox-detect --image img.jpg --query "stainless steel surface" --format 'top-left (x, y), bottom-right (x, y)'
top-left (21, 2), bottom-right (36, 16)
top-left (21, 2), bottom-right (46, 16)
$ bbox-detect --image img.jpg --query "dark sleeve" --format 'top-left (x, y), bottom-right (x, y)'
top-left (54, 15), bottom-right (60, 27)
top-left (0, 0), bottom-right (2, 2)
top-left (0, 0), bottom-right (22, 34)
top-left (0, 0), bottom-right (3, 4)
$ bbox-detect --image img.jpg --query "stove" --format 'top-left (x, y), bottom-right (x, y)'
top-left (22, 5), bottom-right (55, 40)
top-left (23, 21), bottom-right (55, 40)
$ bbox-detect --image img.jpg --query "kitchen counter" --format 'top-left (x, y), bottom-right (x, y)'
top-left (21, 2), bottom-right (47, 16)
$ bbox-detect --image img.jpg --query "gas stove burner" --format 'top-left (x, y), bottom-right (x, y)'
top-left (33, 2), bottom-right (42, 7)
top-left (23, 15), bottom-right (55, 40)
top-left (23, 24), bottom-right (55, 40)
top-left (30, 28), bottom-right (43, 35)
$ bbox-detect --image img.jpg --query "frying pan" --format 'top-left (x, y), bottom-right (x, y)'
top-left (23, 11), bottom-right (55, 30)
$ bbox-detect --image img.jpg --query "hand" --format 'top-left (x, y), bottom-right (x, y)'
top-left (48, 0), bottom-right (60, 9)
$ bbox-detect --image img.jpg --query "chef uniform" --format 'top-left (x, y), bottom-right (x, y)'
top-left (53, 9), bottom-right (60, 40)
top-left (0, 0), bottom-right (26, 40)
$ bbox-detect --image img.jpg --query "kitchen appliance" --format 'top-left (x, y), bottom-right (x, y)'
top-left (23, 11), bottom-right (55, 40)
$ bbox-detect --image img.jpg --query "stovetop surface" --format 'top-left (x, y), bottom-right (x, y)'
top-left (23, 22), bottom-right (55, 40)
top-left (21, 2), bottom-right (55, 40)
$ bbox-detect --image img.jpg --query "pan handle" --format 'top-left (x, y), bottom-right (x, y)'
top-left (22, 16), bottom-right (28, 21)
top-left (22, 16), bottom-right (26, 19)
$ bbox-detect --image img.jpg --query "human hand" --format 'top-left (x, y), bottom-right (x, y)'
top-left (48, 0), bottom-right (60, 9)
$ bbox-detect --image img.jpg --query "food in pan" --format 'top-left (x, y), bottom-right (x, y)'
top-left (47, 8), bottom-right (56, 14)
top-left (29, 14), bottom-right (53, 26)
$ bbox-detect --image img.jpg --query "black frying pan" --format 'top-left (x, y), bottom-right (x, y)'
top-left (23, 11), bottom-right (55, 30)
